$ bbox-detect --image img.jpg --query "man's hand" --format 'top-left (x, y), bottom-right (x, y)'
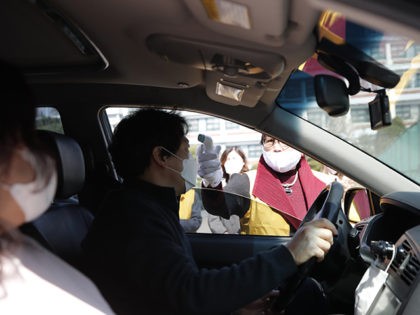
top-left (197, 143), bottom-right (223, 187)
top-left (286, 218), bottom-right (338, 265)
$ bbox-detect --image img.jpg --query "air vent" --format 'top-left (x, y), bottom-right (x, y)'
top-left (390, 240), bottom-right (420, 286)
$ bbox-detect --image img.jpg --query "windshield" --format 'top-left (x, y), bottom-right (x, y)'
top-left (276, 12), bottom-right (420, 185)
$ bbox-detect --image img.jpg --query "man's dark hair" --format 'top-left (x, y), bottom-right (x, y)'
top-left (260, 134), bottom-right (269, 145)
top-left (109, 108), bottom-right (188, 181)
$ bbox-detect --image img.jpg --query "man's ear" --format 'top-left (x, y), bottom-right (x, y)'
top-left (151, 147), bottom-right (167, 167)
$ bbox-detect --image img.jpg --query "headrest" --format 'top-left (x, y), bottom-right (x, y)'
top-left (37, 130), bottom-right (85, 199)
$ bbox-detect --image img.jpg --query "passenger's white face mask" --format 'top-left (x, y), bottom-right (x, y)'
top-left (162, 148), bottom-right (198, 192)
top-left (1, 149), bottom-right (57, 222)
top-left (262, 148), bottom-right (302, 173)
top-left (354, 245), bottom-right (395, 315)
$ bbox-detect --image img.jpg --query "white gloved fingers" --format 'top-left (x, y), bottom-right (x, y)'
top-left (202, 178), bottom-right (211, 187)
top-left (196, 144), bottom-right (205, 159)
top-left (197, 150), bottom-right (219, 163)
top-left (198, 160), bottom-right (221, 175)
top-left (201, 168), bottom-right (223, 187)
top-left (197, 143), bottom-right (222, 185)
top-left (197, 144), bottom-right (221, 162)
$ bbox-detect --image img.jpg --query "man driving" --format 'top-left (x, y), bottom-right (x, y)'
top-left (82, 108), bottom-right (337, 315)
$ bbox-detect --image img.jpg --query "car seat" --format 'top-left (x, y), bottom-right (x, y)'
top-left (20, 130), bottom-right (93, 268)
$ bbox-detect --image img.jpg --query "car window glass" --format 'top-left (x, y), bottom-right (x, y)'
top-left (35, 107), bottom-right (64, 134)
top-left (277, 12), bottom-right (420, 185)
top-left (105, 107), bottom-right (361, 236)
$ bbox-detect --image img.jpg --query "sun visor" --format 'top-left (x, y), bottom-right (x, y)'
top-left (147, 35), bottom-right (284, 78)
top-left (183, 0), bottom-right (290, 47)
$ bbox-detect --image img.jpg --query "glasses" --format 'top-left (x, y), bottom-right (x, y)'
top-left (262, 138), bottom-right (290, 150)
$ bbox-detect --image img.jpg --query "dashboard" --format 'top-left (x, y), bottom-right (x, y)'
top-left (355, 192), bottom-right (420, 315)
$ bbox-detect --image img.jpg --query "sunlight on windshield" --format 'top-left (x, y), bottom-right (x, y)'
top-left (277, 13), bottom-right (420, 185)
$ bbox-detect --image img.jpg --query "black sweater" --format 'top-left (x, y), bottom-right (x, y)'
top-left (82, 180), bottom-right (298, 315)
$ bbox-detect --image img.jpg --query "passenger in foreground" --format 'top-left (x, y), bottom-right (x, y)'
top-left (82, 108), bottom-right (337, 315)
top-left (0, 61), bottom-right (114, 314)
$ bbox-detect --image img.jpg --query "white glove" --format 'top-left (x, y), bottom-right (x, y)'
top-left (197, 143), bottom-right (223, 187)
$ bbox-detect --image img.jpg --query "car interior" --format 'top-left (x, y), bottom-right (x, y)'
top-left (20, 129), bottom-right (93, 269)
top-left (2, 0), bottom-right (420, 314)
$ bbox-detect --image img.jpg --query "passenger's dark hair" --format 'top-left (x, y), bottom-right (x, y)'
top-left (109, 108), bottom-right (188, 181)
top-left (0, 61), bottom-right (36, 173)
top-left (0, 59), bottom-right (54, 182)
top-left (0, 60), bottom-right (54, 277)
top-left (220, 146), bottom-right (249, 182)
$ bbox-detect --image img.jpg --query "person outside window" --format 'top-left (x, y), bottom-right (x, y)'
top-left (208, 147), bottom-right (249, 234)
top-left (198, 135), bottom-right (328, 236)
top-left (179, 189), bottom-right (203, 233)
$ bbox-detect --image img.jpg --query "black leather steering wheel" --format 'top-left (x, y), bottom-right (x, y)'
top-left (272, 181), bottom-right (350, 312)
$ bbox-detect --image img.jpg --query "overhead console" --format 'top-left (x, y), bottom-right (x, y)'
top-left (147, 35), bottom-right (285, 107)
top-left (147, 0), bottom-right (306, 107)
top-left (146, 0), bottom-right (318, 107)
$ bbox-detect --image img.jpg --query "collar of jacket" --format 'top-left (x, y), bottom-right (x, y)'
top-left (252, 156), bottom-right (325, 229)
top-left (124, 179), bottom-right (180, 215)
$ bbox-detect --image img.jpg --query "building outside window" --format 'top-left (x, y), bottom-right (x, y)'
top-left (205, 118), bottom-right (220, 131)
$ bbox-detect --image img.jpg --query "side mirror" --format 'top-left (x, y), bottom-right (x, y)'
top-left (344, 188), bottom-right (372, 224)
top-left (314, 75), bottom-right (349, 117)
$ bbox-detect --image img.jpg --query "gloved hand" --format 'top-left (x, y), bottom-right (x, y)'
top-left (197, 143), bottom-right (223, 187)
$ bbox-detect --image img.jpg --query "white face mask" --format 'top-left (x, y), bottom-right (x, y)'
top-left (262, 148), bottom-right (302, 173)
top-left (354, 245), bottom-right (395, 315)
top-left (224, 160), bottom-right (244, 175)
top-left (162, 148), bottom-right (198, 192)
top-left (1, 149), bottom-right (57, 222)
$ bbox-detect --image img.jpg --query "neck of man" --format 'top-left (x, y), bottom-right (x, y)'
top-left (139, 166), bottom-right (183, 196)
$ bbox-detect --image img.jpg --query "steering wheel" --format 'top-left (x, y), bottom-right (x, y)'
top-left (272, 181), bottom-right (352, 312)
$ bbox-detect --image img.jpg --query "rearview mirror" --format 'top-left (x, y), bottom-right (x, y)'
top-left (314, 75), bottom-right (349, 117)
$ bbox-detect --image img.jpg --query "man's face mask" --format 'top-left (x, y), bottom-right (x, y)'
top-left (262, 149), bottom-right (302, 173)
top-left (161, 147), bottom-right (198, 192)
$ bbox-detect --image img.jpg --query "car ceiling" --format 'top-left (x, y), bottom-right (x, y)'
top-left (2, 0), bottom-right (420, 108)
top-left (1, 0), bottom-right (320, 108)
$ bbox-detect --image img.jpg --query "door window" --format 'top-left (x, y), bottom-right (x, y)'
top-left (104, 107), bottom-right (360, 236)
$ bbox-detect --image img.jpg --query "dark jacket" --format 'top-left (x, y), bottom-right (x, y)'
top-left (82, 180), bottom-right (298, 315)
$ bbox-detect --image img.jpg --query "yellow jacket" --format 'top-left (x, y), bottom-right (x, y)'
top-left (179, 189), bottom-right (195, 220)
top-left (240, 170), bottom-right (291, 236)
